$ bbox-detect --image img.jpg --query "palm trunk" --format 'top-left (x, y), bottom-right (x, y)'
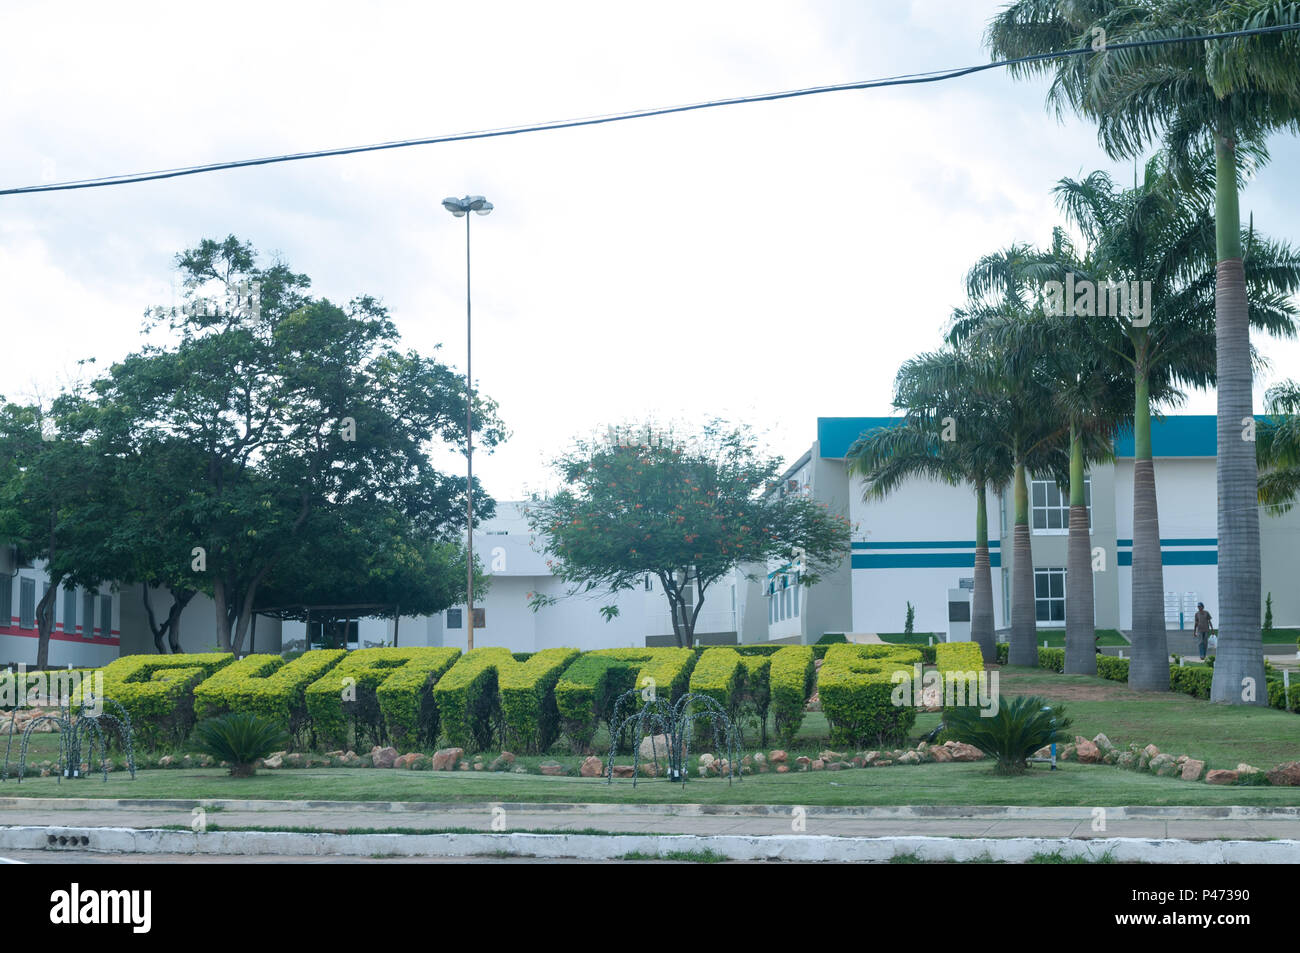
top-left (1210, 134), bottom-right (1265, 704)
top-left (1130, 365), bottom-right (1170, 691)
top-left (1064, 423), bottom-right (1096, 675)
top-left (1008, 460), bottom-right (1038, 666)
top-left (971, 479), bottom-right (996, 663)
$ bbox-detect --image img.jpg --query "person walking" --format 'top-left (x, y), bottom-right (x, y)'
top-left (1193, 602), bottom-right (1213, 660)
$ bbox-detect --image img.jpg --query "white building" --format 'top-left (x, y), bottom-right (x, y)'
top-left (4, 414), bottom-right (1295, 666)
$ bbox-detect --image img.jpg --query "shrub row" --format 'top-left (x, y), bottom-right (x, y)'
top-left (304, 647), bottom-right (462, 750)
top-left (934, 641), bottom-right (986, 710)
top-left (818, 644), bottom-right (921, 748)
top-left (194, 650), bottom-right (346, 735)
top-left (554, 648), bottom-right (696, 751)
top-left (99, 653), bottom-right (234, 748)
top-left (19, 640), bottom-right (977, 754)
top-left (433, 647), bottom-right (579, 753)
top-left (770, 645), bottom-right (815, 748)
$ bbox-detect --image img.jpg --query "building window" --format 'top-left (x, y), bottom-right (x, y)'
top-left (1031, 478), bottom-right (1090, 533)
top-left (100, 594), bottom-right (112, 637)
top-left (62, 587), bottom-right (76, 634)
top-left (793, 582), bottom-right (800, 617)
top-left (0, 578), bottom-right (11, 629)
top-left (83, 592), bottom-right (96, 638)
top-left (644, 574), bottom-right (653, 591)
top-left (472, 608), bottom-right (485, 629)
top-left (19, 578), bottom-right (35, 630)
top-left (447, 608), bottom-right (462, 629)
top-left (1035, 568), bottom-right (1066, 623)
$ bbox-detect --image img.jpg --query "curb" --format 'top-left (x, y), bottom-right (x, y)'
top-left (2, 797), bottom-right (1299, 820)
top-left (3, 825), bottom-right (1298, 862)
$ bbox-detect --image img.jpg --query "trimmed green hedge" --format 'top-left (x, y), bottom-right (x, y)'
top-left (99, 653), bottom-right (234, 748)
top-left (304, 647), bottom-right (461, 750)
top-left (935, 641), bottom-right (986, 709)
top-left (554, 648), bottom-right (696, 751)
top-left (688, 647), bottom-right (746, 718)
top-left (770, 645), bottom-right (814, 748)
top-left (818, 644), bottom-right (920, 748)
top-left (194, 650), bottom-right (346, 738)
top-left (433, 647), bottom-right (580, 753)
top-left (1036, 647), bottom-right (1066, 673)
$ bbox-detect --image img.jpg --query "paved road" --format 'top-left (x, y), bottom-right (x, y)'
top-left (5, 801), bottom-right (1300, 841)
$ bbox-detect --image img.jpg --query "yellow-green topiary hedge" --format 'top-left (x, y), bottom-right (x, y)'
top-left (818, 644), bottom-right (920, 748)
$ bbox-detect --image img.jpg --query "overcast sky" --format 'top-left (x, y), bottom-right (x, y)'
top-left (3, 0), bottom-right (1299, 502)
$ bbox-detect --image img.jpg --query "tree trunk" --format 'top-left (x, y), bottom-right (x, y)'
top-left (1129, 363), bottom-right (1169, 690)
top-left (34, 583), bottom-right (57, 669)
top-left (1008, 461), bottom-right (1038, 666)
top-left (1064, 425), bottom-right (1097, 675)
top-left (213, 578), bottom-right (233, 652)
top-left (971, 480), bottom-right (996, 663)
top-left (166, 593), bottom-right (190, 653)
top-left (1210, 138), bottom-right (1265, 704)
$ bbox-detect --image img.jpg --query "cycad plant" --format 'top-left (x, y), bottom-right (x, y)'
top-left (945, 694), bottom-right (1072, 776)
top-left (193, 712), bottom-right (290, 778)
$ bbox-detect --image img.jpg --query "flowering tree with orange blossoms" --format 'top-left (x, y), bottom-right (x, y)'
top-left (525, 421), bottom-right (852, 647)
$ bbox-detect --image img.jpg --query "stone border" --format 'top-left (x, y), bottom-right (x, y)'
top-left (2, 797), bottom-right (1299, 820)
top-left (2, 825), bottom-right (1297, 862)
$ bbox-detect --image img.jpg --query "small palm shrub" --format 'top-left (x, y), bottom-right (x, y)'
top-left (193, 712), bottom-right (290, 777)
top-left (944, 695), bottom-right (1071, 776)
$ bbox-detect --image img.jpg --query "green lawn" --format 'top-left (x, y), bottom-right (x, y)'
top-left (982, 667), bottom-right (1300, 770)
top-left (6, 758), bottom-right (1300, 806)
top-left (1022, 629), bottom-right (1129, 647)
top-left (876, 632), bottom-right (941, 646)
top-left (1261, 628), bottom-right (1300, 645)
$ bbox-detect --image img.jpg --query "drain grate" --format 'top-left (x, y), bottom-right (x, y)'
top-left (45, 831), bottom-right (92, 848)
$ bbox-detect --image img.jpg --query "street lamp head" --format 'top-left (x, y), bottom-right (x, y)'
top-left (442, 194), bottom-right (493, 217)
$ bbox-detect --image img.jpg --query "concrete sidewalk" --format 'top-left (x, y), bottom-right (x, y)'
top-left (4, 798), bottom-right (1300, 841)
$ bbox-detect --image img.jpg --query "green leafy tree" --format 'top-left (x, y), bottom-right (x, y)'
top-left (82, 236), bottom-right (504, 654)
top-left (0, 400), bottom-right (112, 667)
top-left (253, 496), bottom-right (489, 645)
top-left (527, 421), bottom-right (852, 647)
top-left (986, 0), bottom-right (1300, 702)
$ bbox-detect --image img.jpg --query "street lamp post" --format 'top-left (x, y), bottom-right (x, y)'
top-left (442, 194), bottom-right (493, 651)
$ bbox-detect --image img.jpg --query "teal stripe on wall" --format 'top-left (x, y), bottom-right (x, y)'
top-left (852, 553), bottom-right (1002, 569)
top-left (1116, 538), bottom-right (1216, 547)
top-left (1118, 551), bottom-right (1216, 566)
top-left (852, 540), bottom-right (1000, 550)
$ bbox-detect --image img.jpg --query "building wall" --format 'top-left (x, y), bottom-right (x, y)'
top-left (849, 474), bottom-right (1004, 635)
top-left (1114, 457), bottom-right (1220, 631)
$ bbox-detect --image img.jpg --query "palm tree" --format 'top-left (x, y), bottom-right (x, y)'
top-left (1258, 381), bottom-right (1300, 512)
top-left (986, 0), bottom-right (1300, 701)
top-left (957, 234), bottom-right (1132, 675)
top-left (1052, 160), bottom-right (1300, 690)
top-left (846, 346), bottom-right (1014, 662)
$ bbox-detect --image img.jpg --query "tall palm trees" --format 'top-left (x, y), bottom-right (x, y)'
top-left (846, 346), bottom-right (1013, 662)
top-left (956, 232), bottom-right (1132, 675)
top-left (986, 0), bottom-right (1300, 702)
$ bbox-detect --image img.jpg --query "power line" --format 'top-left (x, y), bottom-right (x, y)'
top-left (5, 21), bottom-right (1300, 197)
